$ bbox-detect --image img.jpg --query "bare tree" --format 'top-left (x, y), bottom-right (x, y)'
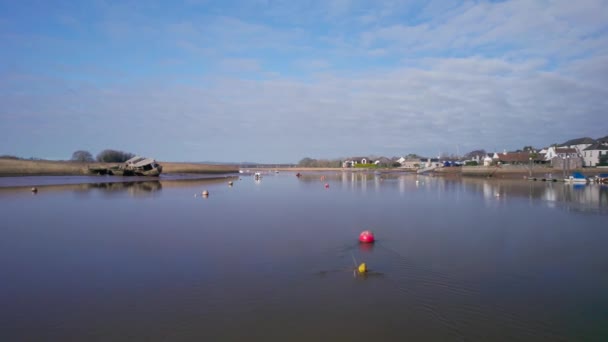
top-left (71, 150), bottom-right (94, 162)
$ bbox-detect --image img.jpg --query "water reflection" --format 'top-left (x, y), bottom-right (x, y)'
top-left (0, 176), bottom-right (238, 198)
top-left (298, 171), bottom-right (391, 193)
top-left (358, 242), bottom-right (375, 253)
top-left (82, 181), bottom-right (162, 197)
top-left (295, 171), bottom-right (608, 213)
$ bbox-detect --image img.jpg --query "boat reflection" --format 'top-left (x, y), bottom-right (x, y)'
top-left (81, 181), bottom-right (162, 197)
top-left (0, 176), bottom-right (238, 198)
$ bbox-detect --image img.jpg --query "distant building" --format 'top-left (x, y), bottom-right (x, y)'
top-left (548, 147), bottom-right (583, 169)
top-left (342, 157), bottom-right (372, 168)
top-left (582, 142), bottom-right (608, 167)
top-left (497, 152), bottom-right (546, 165)
top-left (397, 157), bottom-right (423, 168)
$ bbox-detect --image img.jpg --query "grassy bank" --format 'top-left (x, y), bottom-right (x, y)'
top-left (160, 162), bottom-right (238, 174)
top-left (0, 159), bottom-right (238, 176)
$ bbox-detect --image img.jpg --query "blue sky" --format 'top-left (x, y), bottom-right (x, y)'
top-left (1, 0), bottom-right (607, 162)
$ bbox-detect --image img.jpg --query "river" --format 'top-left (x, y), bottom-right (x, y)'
top-left (1, 172), bottom-right (607, 341)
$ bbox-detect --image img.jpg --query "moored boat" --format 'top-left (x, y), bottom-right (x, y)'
top-left (594, 173), bottom-right (608, 184)
top-left (566, 172), bottom-right (588, 184)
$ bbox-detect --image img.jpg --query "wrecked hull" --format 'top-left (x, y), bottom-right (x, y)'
top-left (88, 157), bottom-right (163, 177)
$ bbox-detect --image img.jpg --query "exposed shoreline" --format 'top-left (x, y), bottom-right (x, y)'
top-left (0, 159), bottom-right (239, 177)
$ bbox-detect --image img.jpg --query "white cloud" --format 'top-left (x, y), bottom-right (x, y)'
top-left (2, 55), bottom-right (607, 161)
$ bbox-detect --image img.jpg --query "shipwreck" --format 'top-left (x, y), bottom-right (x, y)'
top-left (89, 156), bottom-right (163, 177)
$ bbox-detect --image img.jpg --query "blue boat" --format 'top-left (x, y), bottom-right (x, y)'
top-left (567, 172), bottom-right (588, 184)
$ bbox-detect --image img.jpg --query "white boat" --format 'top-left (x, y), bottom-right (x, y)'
top-left (254, 172), bottom-right (262, 179)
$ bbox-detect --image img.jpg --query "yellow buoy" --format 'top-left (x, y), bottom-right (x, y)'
top-left (358, 263), bottom-right (367, 274)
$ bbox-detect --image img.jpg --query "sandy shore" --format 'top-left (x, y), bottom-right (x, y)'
top-left (0, 159), bottom-right (238, 176)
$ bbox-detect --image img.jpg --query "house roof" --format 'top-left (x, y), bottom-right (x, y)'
top-left (560, 137), bottom-right (596, 146)
top-left (497, 152), bottom-right (545, 163)
top-left (584, 142), bottom-right (608, 151)
top-left (556, 148), bottom-right (577, 154)
top-left (596, 135), bottom-right (608, 144)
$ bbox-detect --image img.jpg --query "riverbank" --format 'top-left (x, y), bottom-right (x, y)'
top-left (0, 159), bottom-right (238, 176)
top-left (253, 165), bottom-right (607, 179)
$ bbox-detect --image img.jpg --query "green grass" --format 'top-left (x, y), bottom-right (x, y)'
top-left (354, 164), bottom-right (378, 168)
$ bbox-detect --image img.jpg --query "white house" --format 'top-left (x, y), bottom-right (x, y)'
top-left (544, 147), bottom-right (579, 161)
top-left (545, 147), bottom-right (584, 169)
top-left (582, 142), bottom-right (608, 167)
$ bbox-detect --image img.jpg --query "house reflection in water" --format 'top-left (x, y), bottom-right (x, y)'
top-left (295, 171), bottom-right (607, 212)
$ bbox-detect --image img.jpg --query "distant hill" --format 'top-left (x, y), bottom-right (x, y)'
top-left (559, 137), bottom-right (596, 146)
top-left (597, 135), bottom-right (608, 143)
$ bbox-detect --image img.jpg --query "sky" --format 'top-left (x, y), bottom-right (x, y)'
top-left (1, 0), bottom-right (607, 163)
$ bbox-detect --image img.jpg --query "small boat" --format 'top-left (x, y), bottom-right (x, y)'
top-left (254, 172), bottom-right (262, 180)
top-left (566, 172), bottom-right (588, 184)
top-left (594, 173), bottom-right (608, 184)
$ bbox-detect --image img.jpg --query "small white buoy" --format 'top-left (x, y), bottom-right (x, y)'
top-left (228, 181), bottom-right (233, 186)
top-left (202, 190), bottom-right (209, 196)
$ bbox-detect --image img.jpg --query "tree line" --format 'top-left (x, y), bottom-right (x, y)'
top-left (71, 149), bottom-right (135, 163)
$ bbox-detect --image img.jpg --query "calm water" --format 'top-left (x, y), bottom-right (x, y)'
top-left (1, 172), bottom-right (607, 341)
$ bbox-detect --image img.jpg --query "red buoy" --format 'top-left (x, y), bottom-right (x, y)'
top-left (359, 230), bottom-right (375, 243)
top-left (324, 183), bottom-right (329, 188)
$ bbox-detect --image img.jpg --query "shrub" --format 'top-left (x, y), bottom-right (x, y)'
top-left (96, 149), bottom-right (135, 163)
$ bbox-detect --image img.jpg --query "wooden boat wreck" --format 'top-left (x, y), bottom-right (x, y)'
top-left (89, 156), bottom-right (162, 177)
